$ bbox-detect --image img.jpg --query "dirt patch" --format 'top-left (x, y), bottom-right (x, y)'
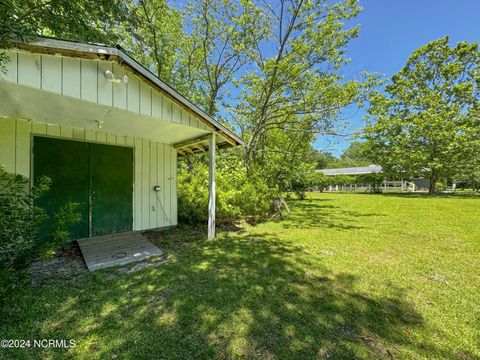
top-left (28, 243), bottom-right (88, 286)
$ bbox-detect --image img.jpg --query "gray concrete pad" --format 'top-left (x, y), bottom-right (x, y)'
top-left (77, 231), bottom-right (163, 271)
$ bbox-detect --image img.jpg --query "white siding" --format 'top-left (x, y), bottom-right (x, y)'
top-left (80, 60), bottom-right (98, 103)
top-left (113, 63), bottom-right (127, 110)
top-left (97, 61), bottom-right (113, 106)
top-left (0, 119), bottom-right (16, 172)
top-left (62, 57), bottom-right (81, 98)
top-left (3, 51), bottom-right (17, 83)
top-left (0, 50), bottom-right (212, 132)
top-left (140, 82), bottom-right (152, 116)
top-left (0, 117), bottom-right (177, 231)
top-left (17, 52), bottom-right (41, 88)
top-left (41, 55), bottom-right (62, 93)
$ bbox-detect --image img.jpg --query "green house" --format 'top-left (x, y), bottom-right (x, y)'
top-left (0, 37), bottom-right (242, 241)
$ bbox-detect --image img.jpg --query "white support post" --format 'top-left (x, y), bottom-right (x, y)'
top-left (208, 133), bottom-right (216, 240)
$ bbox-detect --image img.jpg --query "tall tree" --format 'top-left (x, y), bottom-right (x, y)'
top-left (180, 0), bottom-right (265, 116)
top-left (119, 0), bottom-right (184, 85)
top-left (233, 0), bottom-right (368, 170)
top-left (313, 151), bottom-right (338, 170)
top-left (365, 37), bottom-right (480, 193)
top-left (340, 141), bottom-right (371, 167)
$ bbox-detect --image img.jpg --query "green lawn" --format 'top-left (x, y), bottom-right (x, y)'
top-left (1, 193), bottom-right (479, 359)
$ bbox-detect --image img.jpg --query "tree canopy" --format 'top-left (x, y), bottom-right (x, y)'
top-left (365, 37), bottom-right (480, 193)
top-left (1, 0), bottom-right (375, 194)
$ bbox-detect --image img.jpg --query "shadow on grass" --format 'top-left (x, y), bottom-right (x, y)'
top-left (1, 228), bottom-right (463, 359)
top-left (277, 197), bottom-right (386, 230)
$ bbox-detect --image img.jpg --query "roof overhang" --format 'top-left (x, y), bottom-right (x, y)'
top-left (0, 80), bottom-right (212, 144)
top-left (8, 36), bottom-right (244, 149)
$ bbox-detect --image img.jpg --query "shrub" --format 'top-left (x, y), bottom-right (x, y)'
top-left (41, 202), bottom-right (82, 257)
top-left (310, 172), bottom-right (329, 192)
top-left (0, 167), bottom-right (81, 267)
top-left (356, 173), bottom-right (384, 192)
top-left (289, 164), bottom-right (315, 198)
top-left (177, 165), bottom-right (209, 225)
top-left (177, 161), bottom-right (278, 225)
top-left (0, 168), bottom-right (49, 267)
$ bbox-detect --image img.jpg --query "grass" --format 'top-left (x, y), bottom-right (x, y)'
top-left (1, 192), bottom-right (479, 359)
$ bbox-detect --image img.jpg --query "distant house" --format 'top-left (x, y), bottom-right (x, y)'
top-left (316, 165), bottom-right (382, 176)
top-left (316, 165), bottom-right (430, 191)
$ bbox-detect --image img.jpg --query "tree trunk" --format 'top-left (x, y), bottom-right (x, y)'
top-left (428, 171), bottom-right (437, 194)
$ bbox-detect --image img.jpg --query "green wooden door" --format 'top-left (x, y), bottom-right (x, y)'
top-left (91, 143), bottom-right (133, 236)
top-left (33, 137), bottom-right (133, 240)
top-left (34, 137), bottom-right (90, 239)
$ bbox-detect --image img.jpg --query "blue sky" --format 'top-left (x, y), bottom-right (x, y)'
top-left (315, 0), bottom-right (480, 156)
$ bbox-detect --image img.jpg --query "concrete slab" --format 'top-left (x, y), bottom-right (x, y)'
top-left (77, 231), bottom-right (163, 271)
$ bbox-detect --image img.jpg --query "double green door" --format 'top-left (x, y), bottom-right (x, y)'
top-left (34, 137), bottom-right (133, 239)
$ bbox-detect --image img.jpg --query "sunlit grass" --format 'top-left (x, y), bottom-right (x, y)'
top-left (1, 192), bottom-right (479, 359)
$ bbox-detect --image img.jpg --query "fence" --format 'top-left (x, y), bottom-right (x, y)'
top-left (317, 181), bottom-right (416, 193)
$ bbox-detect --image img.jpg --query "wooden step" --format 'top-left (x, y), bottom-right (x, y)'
top-left (77, 231), bottom-right (163, 271)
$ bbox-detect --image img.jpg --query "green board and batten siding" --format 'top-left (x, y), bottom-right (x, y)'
top-left (0, 118), bottom-right (177, 231)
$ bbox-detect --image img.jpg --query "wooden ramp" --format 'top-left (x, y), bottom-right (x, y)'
top-left (77, 231), bottom-right (163, 271)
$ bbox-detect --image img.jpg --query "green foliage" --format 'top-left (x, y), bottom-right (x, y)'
top-left (339, 141), bottom-right (372, 167)
top-left (236, 0), bottom-right (370, 173)
top-left (177, 165), bottom-right (209, 225)
top-left (0, 168), bottom-right (49, 266)
top-left (314, 142), bottom-right (373, 170)
top-left (331, 175), bottom-right (355, 186)
top-left (365, 37), bottom-right (480, 193)
top-left (0, 0), bottom-right (375, 225)
top-left (0, 0), bottom-right (129, 72)
top-left (180, 0), bottom-right (266, 115)
top-left (119, 0), bottom-right (184, 84)
top-left (116, 0), bottom-right (265, 118)
top-left (435, 181), bottom-right (447, 191)
top-left (42, 202), bottom-right (82, 257)
top-left (356, 173), bottom-right (384, 192)
top-left (178, 162), bottom-right (277, 225)
top-left (0, 167), bottom-right (81, 267)
top-left (312, 151), bottom-right (338, 170)
top-left (308, 172), bottom-right (333, 193)
top-left (454, 155), bottom-right (480, 191)
top-left (310, 172), bottom-right (329, 189)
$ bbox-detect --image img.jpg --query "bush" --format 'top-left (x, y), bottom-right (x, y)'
top-left (0, 168), bottom-right (49, 267)
top-left (331, 175), bottom-right (355, 187)
top-left (435, 181), bottom-right (447, 191)
top-left (294, 190), bottom-right (307, 200)
top-left (177, 165), bottom-right (209, 225)
top-left (41, 202), bottom-right (82, 257)
top-left (310, 172), bottom-right (329, 192)
top-left (0, 167), bottom-right (81, 267)
top-left (356, 173), bottom-right (384, 192)
top-left (178, 161), bottom-right (278, 225)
